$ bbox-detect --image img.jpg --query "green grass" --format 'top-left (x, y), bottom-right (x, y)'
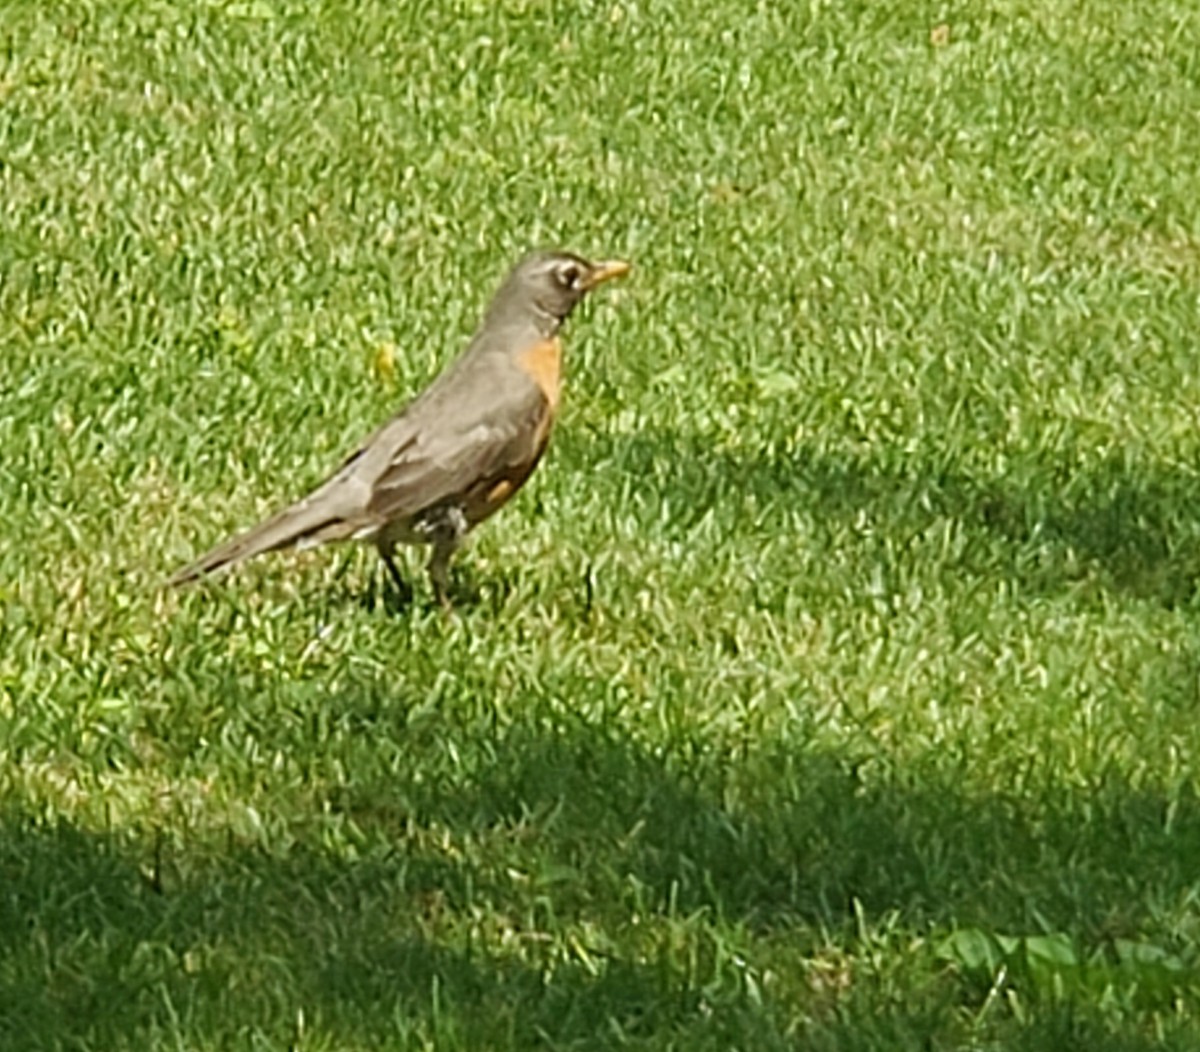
top-left (4, 0), bottom-right (1200, 1047)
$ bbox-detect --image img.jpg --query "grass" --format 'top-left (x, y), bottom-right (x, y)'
top-left (4, 0), bottom-right (1200, 1047)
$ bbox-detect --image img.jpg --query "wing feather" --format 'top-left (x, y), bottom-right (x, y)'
top-left (366, 389), bottom-right (549, 522)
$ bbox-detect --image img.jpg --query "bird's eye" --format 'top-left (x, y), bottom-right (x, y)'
top-left (558, 264), bottom-right (582, 288)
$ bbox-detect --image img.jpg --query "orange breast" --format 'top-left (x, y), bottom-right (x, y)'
top-left (517, 336), bottom-right (563, 413)
top-left (458, 337), bottom-right (562, 528)
top-left (486, 479), bottom-right (515, 505)
top-left (465, 452), bottom-right (546, 526)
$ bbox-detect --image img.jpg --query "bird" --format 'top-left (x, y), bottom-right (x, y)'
top-left (168, 249), bottom-right (630, 607)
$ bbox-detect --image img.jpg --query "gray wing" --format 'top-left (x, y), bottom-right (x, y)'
top-left (168, 358), bottom-right (548, 586)
top-left (335, 361), bottom-right (551, 524)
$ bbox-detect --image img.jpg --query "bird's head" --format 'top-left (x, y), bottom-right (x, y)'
top-left (495, 250), bottom-right (631, 329)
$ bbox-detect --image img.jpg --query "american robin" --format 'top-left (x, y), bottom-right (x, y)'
top-left (169, 249), bottom-right (630, 607)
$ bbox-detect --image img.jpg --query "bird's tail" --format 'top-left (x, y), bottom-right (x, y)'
top-left (167, 493), bottom-right (352, 587)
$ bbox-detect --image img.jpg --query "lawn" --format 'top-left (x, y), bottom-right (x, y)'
top-left (4, 0), bottom-right (1200, 1048)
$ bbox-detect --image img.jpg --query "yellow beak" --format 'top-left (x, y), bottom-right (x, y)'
top-left (583, 259), bottom-right (632, 289)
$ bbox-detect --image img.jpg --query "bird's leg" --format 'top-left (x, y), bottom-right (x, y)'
top-left (425, 507), bottom-right (467, 612)
top-left (376, 539), bottom-right (411, 602)
top-left (427, 541), bottom-right (456, 612)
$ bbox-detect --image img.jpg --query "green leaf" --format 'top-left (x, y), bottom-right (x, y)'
top-left (936, 928), bottom-right (1002, 972)
top-left (1024, 933), bottom-right (1078, 968)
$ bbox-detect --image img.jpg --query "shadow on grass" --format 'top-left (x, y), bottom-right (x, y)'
top-left (223, 427), bottom-right (1200, 615)
top-left (3, 714), bottom-right (1198, 1049)
top-left (7, 438), bottom-right (1200, 1048)
top-left (581, 428), bottom-right (1200, 608)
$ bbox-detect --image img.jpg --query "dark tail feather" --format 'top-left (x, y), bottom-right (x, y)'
top-left (167, 498), bottom-right (348, 587)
